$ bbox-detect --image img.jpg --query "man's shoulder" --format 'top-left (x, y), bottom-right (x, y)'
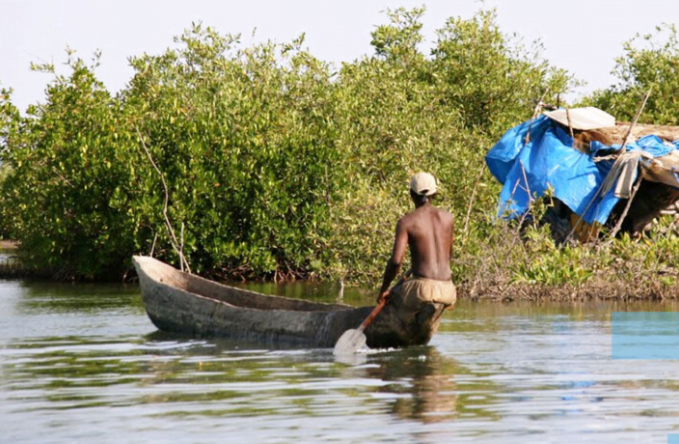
top-left (397, 210), bottom-right (420, 228)
top-left (424, 205), bottom-right (453, 220)
top-left (401, 205), bottom-right (453, 223)
top-left (397, 212), bottom-right (414, 225)
top-left (435, 207), bottom-right (454, 220)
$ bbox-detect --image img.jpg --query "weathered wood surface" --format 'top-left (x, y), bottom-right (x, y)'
top-left (133, 256), bottom-right (446, 349)
top-left (597, 123), bottom-right (679, 144)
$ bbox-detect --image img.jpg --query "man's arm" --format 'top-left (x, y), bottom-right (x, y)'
top-left (450, 213), bottom-right (455, 257)
top-left (378, 219), bottom-right (408, 302)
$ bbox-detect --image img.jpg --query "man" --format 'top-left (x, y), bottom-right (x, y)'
top-left (378, 172), bottom-right (456, 311)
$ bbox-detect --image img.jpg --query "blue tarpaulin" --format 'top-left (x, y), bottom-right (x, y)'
top-left (485, 115), bottom-right (679, 225)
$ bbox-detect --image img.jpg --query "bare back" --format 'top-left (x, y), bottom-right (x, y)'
top-left (398, 205), bottom-right (453, 280)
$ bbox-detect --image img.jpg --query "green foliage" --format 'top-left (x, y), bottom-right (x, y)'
top-left (371, 6), bottom-right (425, 60)
top-left (431, 9), bottom-right (573, 134)
top-left (123, 25), bottom-right (340, 276)
top-left (326, 7), bottom-right (573, 281)
top-left (0, 54), bottom-right (138, 278)
top-left (0, 84), bottom-right (19, 239)
top-left (511, 228), bottom-right (594, 286)
top-left (0, 8), bottom-right (575, 281)
top-left (583, 24), bottom-right (679, 124)
top-left (454, 199), bottom-right (679, 298)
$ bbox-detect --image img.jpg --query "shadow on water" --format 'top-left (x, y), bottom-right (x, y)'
top-left (357, 345), bottom-right (499, 423)
top-left (142, 328), bottom-right (501, 422)
top-left (4, 325), bottom-right (502, 424)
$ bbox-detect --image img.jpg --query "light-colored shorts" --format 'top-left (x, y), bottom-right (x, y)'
top-left (393, 277), bottom-right (457, 311)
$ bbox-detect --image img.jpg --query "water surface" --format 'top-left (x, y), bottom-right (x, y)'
top-left (1, 278), bottom-right (678, 443)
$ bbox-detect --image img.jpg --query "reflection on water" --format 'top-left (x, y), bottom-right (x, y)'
top-left (1, 278), bottom-right (679, 443)
top-left (372, 347), bottom-right (461, 423)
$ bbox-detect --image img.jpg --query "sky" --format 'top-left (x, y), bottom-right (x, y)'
top-left (1, 0), bottom-right (678, 112)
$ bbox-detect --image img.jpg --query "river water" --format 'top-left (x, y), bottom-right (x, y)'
top-left (1, 275), bottom-right (678, 443)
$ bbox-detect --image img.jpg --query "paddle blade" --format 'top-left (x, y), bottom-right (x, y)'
top-left (333, 329), bottom-right (366, 355)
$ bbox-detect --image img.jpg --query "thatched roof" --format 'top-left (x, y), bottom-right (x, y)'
top-left (593, 123), bottom-right (679, 144)
top-left (571, 123), bottom-right (679, 153)
top-left (542, 107), bottom-right (679, 146)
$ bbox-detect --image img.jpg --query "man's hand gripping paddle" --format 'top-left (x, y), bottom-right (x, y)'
top-left (333, 271), bottom-right (411, 355)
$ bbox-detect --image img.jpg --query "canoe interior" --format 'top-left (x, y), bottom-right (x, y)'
top-left (132, 255), bottom-right (350, 312)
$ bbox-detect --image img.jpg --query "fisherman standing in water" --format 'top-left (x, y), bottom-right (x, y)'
top-left (378, 172), bottom-right (456, 314)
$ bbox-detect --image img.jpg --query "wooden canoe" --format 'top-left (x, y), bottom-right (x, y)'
top-left (133, 256), bottom-right (448, 349)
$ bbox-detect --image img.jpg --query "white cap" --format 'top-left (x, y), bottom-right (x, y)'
top-left (410, 172), bottom-right (437, 196)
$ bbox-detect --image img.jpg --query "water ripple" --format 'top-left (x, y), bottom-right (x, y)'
top-left (2, 281), bottom-right (679, 443)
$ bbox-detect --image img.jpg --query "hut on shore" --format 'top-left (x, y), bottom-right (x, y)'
top-left (486, 107), bottom-right (679, 242)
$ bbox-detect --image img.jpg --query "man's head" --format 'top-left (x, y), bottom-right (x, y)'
top-left (409, 172), bottom-right (437, 206)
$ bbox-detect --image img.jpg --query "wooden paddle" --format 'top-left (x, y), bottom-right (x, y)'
top-left (333, 270), bottom-right (411, 355)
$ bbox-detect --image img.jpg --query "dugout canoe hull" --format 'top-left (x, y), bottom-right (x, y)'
top-left (132, 256), bottom-right (447, 349)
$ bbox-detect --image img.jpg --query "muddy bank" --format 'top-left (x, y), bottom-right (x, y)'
top-left (1, 239), bottom-right (676, 301)
top-left (459, 279), bottom-right (679, 302)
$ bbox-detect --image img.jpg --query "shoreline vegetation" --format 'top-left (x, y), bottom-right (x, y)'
top-left (2, 8), bottom-right (679, 300)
